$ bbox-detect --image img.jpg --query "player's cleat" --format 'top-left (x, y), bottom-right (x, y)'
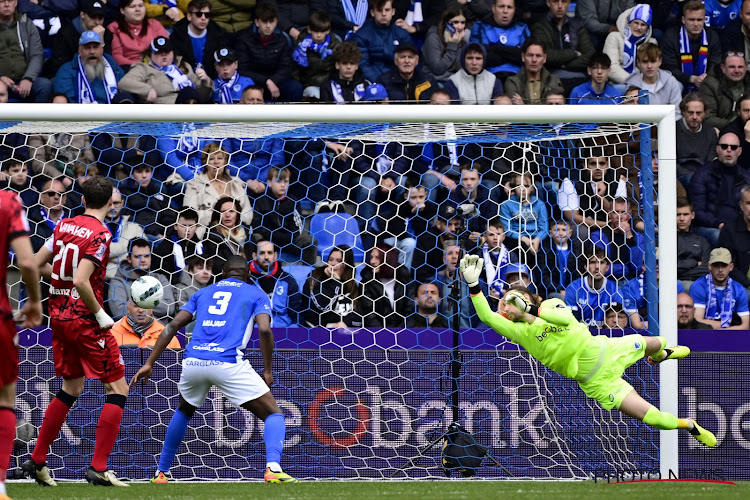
top-left (647, 346), bottom-right (690, 365)
top-left (21, 459), bottom-right (57, 486)
top-left (688, 420), bottom-right (717, 447)
top-left (152, 470), bottom-right (172, 484)
top-left (85, 467), bottom-right (129, 487)
top-left (264, 467), bottom-right (298, 483)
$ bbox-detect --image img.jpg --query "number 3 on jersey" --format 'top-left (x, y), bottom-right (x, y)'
top-left (208, 291), bottom-right (232, 315)
top-left (51, 241), bottom-right (80, 281)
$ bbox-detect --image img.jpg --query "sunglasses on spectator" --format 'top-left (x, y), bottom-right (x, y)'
top-left (190, 11), bottom-right (211, 18)
top-left (719, 143), bottom-right (741, 150)
top-left (725, 51), bottom-right (745, 58)
top-left (43, 191), bottom-right (65, 197)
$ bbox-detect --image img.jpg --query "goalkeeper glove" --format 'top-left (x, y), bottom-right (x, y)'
top-left (504, 291), bottom-right (531, 314)
top-left (459, 255), bottom-right (483, 287)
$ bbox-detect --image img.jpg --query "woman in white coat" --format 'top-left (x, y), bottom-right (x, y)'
top-left (603, 4), bottom-right (657, 84)
top-left (183, 143), bottom-right (253, 237)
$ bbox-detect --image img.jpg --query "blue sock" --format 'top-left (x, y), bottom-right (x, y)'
top-left (264, 413), bottom-right (285, 467)
top-left (159, 410), bottom-right (191, 473)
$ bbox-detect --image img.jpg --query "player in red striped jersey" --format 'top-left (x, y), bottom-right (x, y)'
top-left (23, 176), bottom-right (129, 487)
top-left (0, 190), bottom-right (42, 500)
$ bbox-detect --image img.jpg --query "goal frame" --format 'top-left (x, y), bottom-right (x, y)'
top-left (0, 103), bottom-right (678, 478)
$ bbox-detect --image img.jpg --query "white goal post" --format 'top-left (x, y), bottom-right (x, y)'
top-left (0, 103), bottom-right (678, 479)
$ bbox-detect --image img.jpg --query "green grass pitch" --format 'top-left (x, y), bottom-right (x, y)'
top-left (6, 480), bottom-right (750, 500)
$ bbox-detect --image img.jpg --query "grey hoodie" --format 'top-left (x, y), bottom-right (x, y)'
top-left (444, 43), bottom-right (504, 104)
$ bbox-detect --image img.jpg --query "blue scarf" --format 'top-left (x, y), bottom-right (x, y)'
top-left (107, 214), bottom-right (124, 242)
top-left (39, 207), bottom-right (64, 232)
top-left (292, 34), bottom-right (333, 67)
top-left (216, 72), bottom-right (240, 104)
top-left (330, 81), bottom-right (365, 104)
top-left (341, 0), bottom-right (368, 27)
top-left (405, 0), bottom-right (423, 26)
top-left (622, 27), bottom-right (647, 75)
top-left (76, 54), bottom-right (118, 104)
top-left (705, 274), bottom-right (735, 328)
top-left (176, 122), bottom-right (199, 155)
top-left (152, 62), bottom-right (194, 90)
top-left (679, 25), bottom-right (708, 91)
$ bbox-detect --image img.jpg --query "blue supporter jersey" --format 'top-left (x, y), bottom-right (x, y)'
top-left (704, 0), bottom-right (742, 30)
top-left (470, 21), bottom-right (529, 74)
top-left (569, 81), bottom-right (622, 105)
top-left (564, 277), bottom-right (622, 327)
top-left (212, 74), bottom-right (256, 103)
top-left (182, 278), bottom-right (272, 363)
top-left (689, 276), bottom-right (750, 319)
top-left (622, 274), bottom-right (685, 313)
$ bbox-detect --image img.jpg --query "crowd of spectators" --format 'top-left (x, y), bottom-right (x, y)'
top-left (4, 0), bottom-right (750, 338)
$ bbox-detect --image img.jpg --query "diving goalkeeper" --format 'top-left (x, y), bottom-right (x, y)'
top-left (459, 255), bottom-right (716, 447)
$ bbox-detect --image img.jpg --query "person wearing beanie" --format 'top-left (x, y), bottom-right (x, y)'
top-left (603, 4), bottom-right (657, 84)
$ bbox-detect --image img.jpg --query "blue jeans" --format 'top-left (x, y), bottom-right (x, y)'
top-left (9, 77), bottom-right (52, 103)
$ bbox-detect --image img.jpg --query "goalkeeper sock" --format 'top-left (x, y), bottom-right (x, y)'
top-left (264, 413), bottom-right (285, 469)
top-left (32, 390), bottom-right (77, 465)
top-left (91, 394), bottom-right (126, 471)
top-left (642, 406), bottom-right (679, 430)
top-left (158, 409), bottom-right (191, 473)
top-left (0, 407), bottom-right (15, 493)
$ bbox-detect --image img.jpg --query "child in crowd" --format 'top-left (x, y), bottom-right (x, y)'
top-left (565, 246), bottom-right (623, 327)
top-left (118, 162), bottom-right (174, 237)
top-left (251, 166), bottom-right (317, 265)
top-left (499, 172), bottom-right (548, 266)
top-left (477, 217), bottom-right (518, 309)
top-left (319, 41), bottom-right (368, 103)
top-left (538, 219), bottom-right (577, 300)
top-left (0, 157), bottom-right (36, 207)
top-left (292, 11), bottom-right (339, 100)
top-left (212, 47), bottom-right (255, 104)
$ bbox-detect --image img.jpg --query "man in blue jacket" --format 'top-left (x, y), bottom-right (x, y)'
top-left (53, 31), bottom-right (125, 104)
top-left (351, 0), bottom-right (413, 83)
top-left (247, 240), bottom-right (302, 328)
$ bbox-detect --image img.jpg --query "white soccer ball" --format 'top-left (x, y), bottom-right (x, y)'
top-left (130, 275), bottom-right (164, 310)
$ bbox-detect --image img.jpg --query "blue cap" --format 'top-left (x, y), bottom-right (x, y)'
top-left (363, 83), bottom-right (388, 102)
top-left (504, 263), bottom-right (530, 277)
top-left (79, 30), bottom-right (103, 45)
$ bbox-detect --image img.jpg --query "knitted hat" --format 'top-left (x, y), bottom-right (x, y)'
top-left (628, 4), bottom-right (653, 26)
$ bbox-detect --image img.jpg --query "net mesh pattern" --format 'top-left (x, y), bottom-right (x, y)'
top-left (4, 117), bottom-right (661, 480)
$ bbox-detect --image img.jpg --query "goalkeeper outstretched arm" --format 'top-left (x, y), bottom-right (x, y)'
top-left (459, 255), bottom-right (575, 332)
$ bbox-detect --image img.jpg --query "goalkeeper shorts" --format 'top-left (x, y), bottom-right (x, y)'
top-left (578, 334), bottom-right (647, 410)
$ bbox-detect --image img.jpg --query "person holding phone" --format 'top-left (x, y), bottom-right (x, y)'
top-left (422, 5), bottom-right (470, 82)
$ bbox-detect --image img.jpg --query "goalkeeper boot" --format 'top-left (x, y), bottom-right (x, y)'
top-left (264, 467), bottom-right (298, 483)
top-left (688, 420), bottom-right (717, 447)
top-left (647, 346), bottom-right (690, 366)
top-left (21, 459), bottom-right (57, 486)
top-left (152, 470), bottom-right (172, 484)
top-left (85, 467), bottom-right (129, 487)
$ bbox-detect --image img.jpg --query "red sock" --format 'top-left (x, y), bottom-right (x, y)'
top-left (32, 397), bottom-right (73, 465)
top-left (0, 408), bottom-right (16, 487)
top-left (91, 403), bottom-right (123, 472)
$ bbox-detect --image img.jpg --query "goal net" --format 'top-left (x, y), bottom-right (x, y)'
top-left (4, 104), bottom-right (677, 481)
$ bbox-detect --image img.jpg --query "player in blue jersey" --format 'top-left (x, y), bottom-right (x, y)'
top-left (130, 256), bottom-right (297, 484)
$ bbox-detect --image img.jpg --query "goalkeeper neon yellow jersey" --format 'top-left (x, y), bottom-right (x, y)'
top-left (470, 292), bottom-right (596, 380)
